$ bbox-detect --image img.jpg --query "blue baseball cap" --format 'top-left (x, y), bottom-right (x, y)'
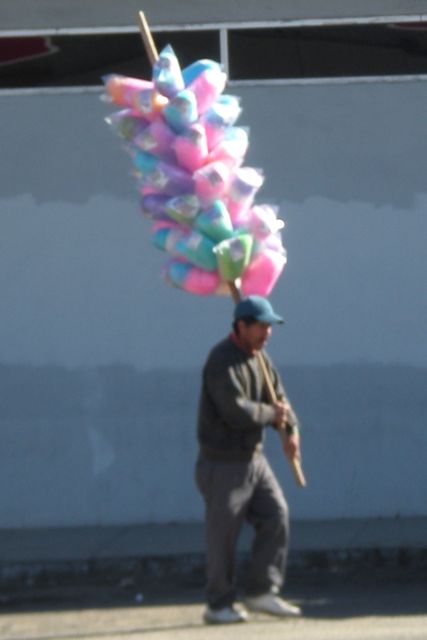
top-left (234, 295), bottom-right (284, 324)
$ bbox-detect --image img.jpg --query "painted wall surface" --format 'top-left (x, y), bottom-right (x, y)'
top-left (0, 79), bottom-right (426, 527)
top-left (2, 1), bottom-right (427, 31)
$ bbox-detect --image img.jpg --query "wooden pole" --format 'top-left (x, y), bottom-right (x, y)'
top-left (257, 350), bottom-right (307, 487)
top-left (137, 11), bottom-right (306, 488)
top-left (227, 280), bottom-right (241, 304)
top-left (137, 11), bottom-right (159, 64)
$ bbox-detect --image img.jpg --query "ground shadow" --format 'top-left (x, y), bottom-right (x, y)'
top-left (1, 565), bottom-right (427, 619)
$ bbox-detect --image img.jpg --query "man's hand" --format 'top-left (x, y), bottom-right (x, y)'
top-left (273, 402), bottom-right (302, 459)
top-left (272, 400), bottom-right (290, 429)
top-left (282, 430), bottom-right (301, 462)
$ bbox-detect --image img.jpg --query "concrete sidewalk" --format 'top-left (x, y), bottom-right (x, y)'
top-left (1, 571), bottom-right (427, 640)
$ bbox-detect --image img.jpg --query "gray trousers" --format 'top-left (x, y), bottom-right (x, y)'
top-left (195, 452), bottom-right (289, 609)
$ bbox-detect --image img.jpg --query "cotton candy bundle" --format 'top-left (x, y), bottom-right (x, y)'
top-left (103, 45), bottom-right (287, 296)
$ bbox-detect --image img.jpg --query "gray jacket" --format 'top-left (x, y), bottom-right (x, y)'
top-left (197, 335), bottom-right (299, 460)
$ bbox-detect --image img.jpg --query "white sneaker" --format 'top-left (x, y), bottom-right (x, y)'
top-left (203, 605), bottom-right (248, 624)
top-left (245, 592), bottom-right (302, 617)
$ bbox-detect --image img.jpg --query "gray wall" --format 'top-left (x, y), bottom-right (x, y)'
top-left (2, 0), bottom-right (427, 31)
top-left (1, 77), bottom-right (426, 527)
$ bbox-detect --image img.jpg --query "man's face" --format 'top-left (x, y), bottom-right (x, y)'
top-left (238, 320), bottom-right (272, 352)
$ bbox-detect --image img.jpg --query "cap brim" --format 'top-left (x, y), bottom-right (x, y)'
top-left (259, 313), bottom-right (284, 324)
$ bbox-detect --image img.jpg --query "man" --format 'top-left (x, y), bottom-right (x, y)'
top-left (195, 294), bottom-right (302, 624)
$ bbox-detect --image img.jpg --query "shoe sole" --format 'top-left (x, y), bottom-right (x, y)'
top-left (245, 604), bottom-right (301, 617)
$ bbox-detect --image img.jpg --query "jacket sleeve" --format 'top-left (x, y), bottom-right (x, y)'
top-left (204, 359), bottom-right (276, 431)
top-left (263, 352), bottom-right (300, 432)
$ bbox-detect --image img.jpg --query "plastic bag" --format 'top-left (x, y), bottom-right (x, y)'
top-left (227, 167), bottom-right (264, 224)
top-left (165, 194), bottom-right (201, 225)
top-left (163, 88), bottom-right (198, 133)
top-left (207, 126), bottom-right (249, 167)
top-left (241, 248), bottom-right (287, 297)
top-left (246, 204), bottom-right (285, 240)
top-left (103, 75), bottom-right (167, 120)
top-left (174, 123), bottom-right (209, 173)
top-left (143, 160), bottom-right (194, 195)
top-left (194, 161), bottom-right (231, 206)
top-left (105, 109), bottom-right (149, 141)
top-left (194, 200), bottom-right (234, 242)
top-left (175, 230), bottom-right (218, 271)
top-left (152, 45), bottom-right (185, 98)
top-left (214, 234), bottom-right (253, 281)
top-left (133, 116), bottom-right (176, 160)
top-left (187, 68), bottom-right (227, 115)
top-left (165, 259), bottom-right (221, 295)
top-left (151, 223), bottom-right (188, 253)
top-left (140, 193), bottom-right (169, 218)
top-left (201, 95), bottom-right (242, 149)
top-left (182, 58), bottom-right (222, 86)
